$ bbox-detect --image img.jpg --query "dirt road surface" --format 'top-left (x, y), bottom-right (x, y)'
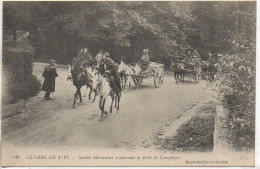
top-left (2, 62), bottom-right (217, 152)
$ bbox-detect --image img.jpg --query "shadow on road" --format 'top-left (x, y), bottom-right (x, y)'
top-left (175, 80), bottom-right (201, 85)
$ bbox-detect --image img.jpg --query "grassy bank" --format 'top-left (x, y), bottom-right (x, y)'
top-left (154, 102), bottom-right (216, 152)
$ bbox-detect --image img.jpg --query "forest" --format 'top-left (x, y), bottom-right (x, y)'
top-left (3, 2), bottom-right (255, 65)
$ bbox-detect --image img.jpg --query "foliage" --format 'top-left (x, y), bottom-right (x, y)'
top-left (216, 2), bottom-right (256, 150)
top-left (2, 45), bottom-right (41, 103)
top-left (3, 2), bottom-right (195, 63)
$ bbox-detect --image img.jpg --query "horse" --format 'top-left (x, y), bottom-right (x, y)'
top-left (119, 72), bottom-right (127, 89)
top-left (170, 61), bottom-right (185, 82)
top-left (118, 60), bottom-right (141, 90)
top-left (92, 73), bottom-right (121, 117)
top-left (67, 61), bottom-right (96, 107)
top-left (205, 63), bottom-right (217, 86)
top-left (200, 61), bottom-right (209, 79)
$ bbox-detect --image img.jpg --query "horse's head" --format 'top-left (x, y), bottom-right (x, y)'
top-left (118, 60), bottom-right (127, 73)
top-left (91, 73), bottom-right (103, 92)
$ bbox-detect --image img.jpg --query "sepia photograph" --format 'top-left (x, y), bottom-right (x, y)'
top-left (1, 0), bottom-right (256, 167)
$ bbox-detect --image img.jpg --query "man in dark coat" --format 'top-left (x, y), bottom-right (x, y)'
top-left (77, 49), bottom-right (83, 59)
top-left (101, 52), bottom-right (122, 92)
top-left (42, 60), bottom-right (58, 100)
top-left (79, 48), bottom-right (96, 67)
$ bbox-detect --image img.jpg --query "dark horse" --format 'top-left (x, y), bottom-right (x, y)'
top-left (67, 59), bottom-right (96, 107)
top-left (170, 61), bottom-right (185, 82)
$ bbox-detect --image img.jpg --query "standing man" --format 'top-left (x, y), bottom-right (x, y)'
top-left (42, 59), bottom-right (58, 100)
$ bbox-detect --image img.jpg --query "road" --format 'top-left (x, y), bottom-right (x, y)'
top-left (2, 62), bottom-right (217, 151)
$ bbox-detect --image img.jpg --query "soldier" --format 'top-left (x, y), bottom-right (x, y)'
top-left (101, 52), bottom-right (122, 92)
top-left (77, 49), bottom-right (83, 59)
top-left (95, 50), bottom-right (103, 69)
top-left (42, 59), bottom-right (58, 100)
top-left (80, 48), bottom-right (96, 67)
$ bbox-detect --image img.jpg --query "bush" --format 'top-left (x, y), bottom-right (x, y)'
top-left (2, 46), bottom-right (41, 103)
top-left (218, 52), bottom-right (255, 151)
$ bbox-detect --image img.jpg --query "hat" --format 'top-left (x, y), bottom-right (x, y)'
top-left (99, 50), bottom-right (103, 52)
top-left (50, 59), bottom-right (56, 64)
top-left (143, 49), bottom-right (148, 54)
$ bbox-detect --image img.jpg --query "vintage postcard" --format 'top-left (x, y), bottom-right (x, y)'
top-left (1, 0), bottom-right (256, 167)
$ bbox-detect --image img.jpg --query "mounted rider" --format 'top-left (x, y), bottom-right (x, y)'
top-left (100, 52), bottom-right (122, 92)
top-left (95, 49), bottom-right (103, 70)
top-left (192, 49), bottom-right (201, 63)
top-left (77, 49), bottom-right (84, 59)
top-left (78, 48), bottom-right (96, 67)
top-left (73, 48), bottom-right (96, 83)
top-left (207, 54), bottom-right (217, 75)
top-left (137, 49), bottom-right (150, 75)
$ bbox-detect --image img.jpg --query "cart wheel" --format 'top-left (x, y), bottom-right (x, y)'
top-left (154, 66), bottom-right (164, 88)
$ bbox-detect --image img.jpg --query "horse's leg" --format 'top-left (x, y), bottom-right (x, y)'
top-left (102, 98), bottom-right (107, 114)
top-left (115, 95), bottom-right (118, 108)
top-left (127, 76), bottom-right (132, 91)
top-left (129, 77), bottom-right (133, 91)
top-left (73, 87), bottom-right (78, 107)
top-left (206, 73), bottom-right (210, 86)
top-left (174, 72), bottom-right (178, 82)
top-left (120, 76), bottom-right (123, 89)
top-left (83, 86), bottom-right (88, 97)
top-left (88, 87), bottom-right (92, 100)
top-left (182, 72), bottom-right (185, 83)
top-left (116, 92), bottom-right (121, 113)
top-left (110, 95), bottom-right (114, 113)
top-left (78, 87), bottom-right (83, 103)
top-left (210, 74), bottom-right (213, 86)
top-left (124, 77), bottom-right (128, 92)
top-left (124, 75), bottom-right (127, 89)
top-left (123, 76), bottom-right (125, 89)
top-left (92, 92), bottom-right (97, 103)
top-left (178, 72), bottom-right (182, 82)
top-left (99, 96), bottom-right (104, 117)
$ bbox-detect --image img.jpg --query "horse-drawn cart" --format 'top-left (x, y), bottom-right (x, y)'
top-left (170, 59), bottom-right (201, 83)
top-left (183, 67), bottom-right (201, 83)
top-left (132, 62), bottom-right (165, 88)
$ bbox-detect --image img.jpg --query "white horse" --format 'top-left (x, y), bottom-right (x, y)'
top-left (118, 60), bottom-right (141, 91)
top-left (92, 73), bottom-right (121, 117)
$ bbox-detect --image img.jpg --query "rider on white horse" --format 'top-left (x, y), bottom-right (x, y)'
top-left (100, 52), bottom-right (122, 92)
